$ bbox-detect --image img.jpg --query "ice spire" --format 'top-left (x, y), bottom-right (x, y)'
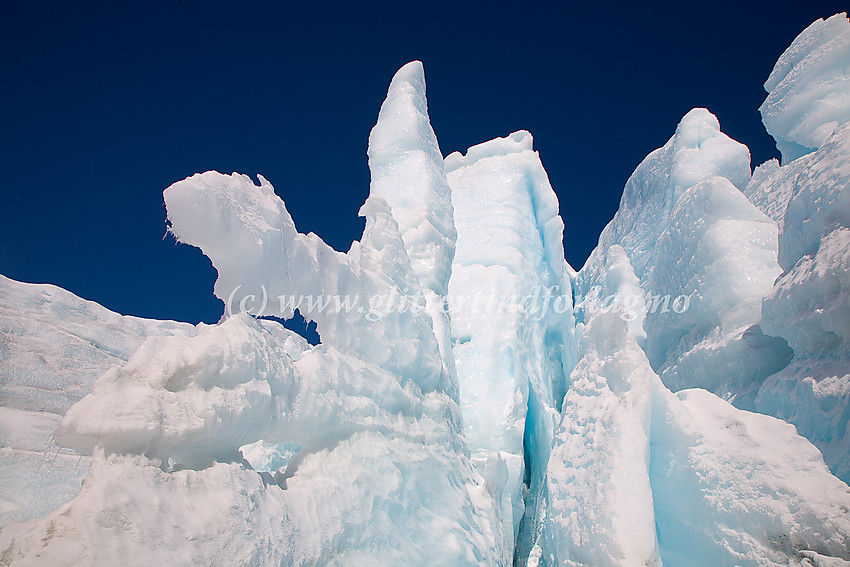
top-left (367, 61), bottom-right (459, 397)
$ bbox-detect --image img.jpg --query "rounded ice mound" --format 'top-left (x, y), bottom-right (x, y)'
top-left (668, 109), bottom-right (752, 199)
top-left (578, 107), bottom-right (751, 287)
top-left (760, 13), bottom-right (850, 164)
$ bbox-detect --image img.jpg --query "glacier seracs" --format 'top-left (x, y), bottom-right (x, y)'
top-left (445, 130), bottom-right (576, 559)
top-left (3, 12), bottom-right (850, 567)
top-left (760, 12), bottom-right (850, 164)
top-left (753, 121), bottom-right (850, 482)
top-left (1, 62), bottom-right (510, 566)
top-left (537, 245), bottom-right (850, 566)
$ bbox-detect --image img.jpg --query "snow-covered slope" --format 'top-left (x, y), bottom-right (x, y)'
top-left (3, 12), bottom-right (850, 567)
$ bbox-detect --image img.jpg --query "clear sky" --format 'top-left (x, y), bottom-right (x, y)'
top-left (1, 1), bottom-right (846, 324)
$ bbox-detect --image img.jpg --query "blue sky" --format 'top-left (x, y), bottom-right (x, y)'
top-left (1, 1), bottom-right (845, 324)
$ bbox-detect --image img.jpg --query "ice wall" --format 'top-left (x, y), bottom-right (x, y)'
top-left (0, 274), bottom-right (193, 416)
top-left (572, 14), bottom-right (850, 485)
top-left (368, 61), bottom-right (459, 398)
top-left (444, 131), bottom-right (576, 557)
top-left (2, 314), bottom-right (505, 566)
top-left (4, 13), bottom-right (850, 564)
top-left (538, 255), bottom-right (659, 566)
top-left (552, 15), bottom-right (850, 562)
top-left (0, 63), bottom-right (511, 565)
top-left (577, 108), bottom-right (751, 287)
top-left (164, 171), bottom-right (456, 396)
top-left (735, 14), bottom-right (850, 481)
top-left (749, 121), bottom-right (850, 481)
top-left (644, 175), bottom-right (789, 406)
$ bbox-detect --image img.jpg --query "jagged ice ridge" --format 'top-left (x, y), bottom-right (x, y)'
top-left (2, 12), bottom-right (850, 567)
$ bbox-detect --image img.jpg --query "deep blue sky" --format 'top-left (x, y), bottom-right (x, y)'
top-left (1, 1), bottom-right (845, 324)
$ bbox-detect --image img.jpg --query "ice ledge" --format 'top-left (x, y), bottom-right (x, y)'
top-left (444, 130), bottom-right (534, 173)
top-left (759, 12), bottom-right (850, 163)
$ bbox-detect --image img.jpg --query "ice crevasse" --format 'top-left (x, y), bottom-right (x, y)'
top-left (2, 13), bottom-right (850, 567)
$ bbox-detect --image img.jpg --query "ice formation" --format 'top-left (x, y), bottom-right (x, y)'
top-left (0, 275), bottom-right (193, 527)
top-left (760, 13), bottom-right (850, 163)
top-left (3, 12), bottom-right (850, 567)
top-left (445, 131), bottom-right (576, 557)
top-left (537, 251), bottom-right (850, 566)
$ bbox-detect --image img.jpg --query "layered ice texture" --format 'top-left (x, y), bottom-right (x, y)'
top-left (1, 62), bottom-right (509, 567)
top-left (0, 275), bottom-right (193, 527)
top-left (4, 13), bottom-right (850, 567)
top-left (760, 13), bottom-right (850, 164)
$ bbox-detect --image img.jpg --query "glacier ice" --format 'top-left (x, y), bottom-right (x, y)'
top-left (368, 60), bottom-right (459, 400)
top-left (576, 108), bottom-right (790, 409)
top-left (445, 130), bottom-right (576, 557)
top-left (164, 171), bottom-right (451, 397)
top-left (538, 267), bottom-right (659, 567)
top-left (751, 120), bottom-right (850, 481)
top-left (760, 12), bottom-right (850, 164)
top-left (742, 26), bottom-right (850, 480)
top-left (538, 245), bottom-right (850, 566)
top-left (0, 274), bottom-right (194, 416)
top-left (1, 63), bottom-right (509, 566)
top-left (576, 107), bottom-right (752, 287)
top-left (3, 12), bottom-right (850, 567)
top-left (649, 386), bottom-right (850, 567)
top-left (537, 251), bottom-right (850, 566)
top-left (644, 175), bottom-right (787, 404)
top-left (4, 314), bottom-right (506, 565)
top-left (0, 275), bottom-right (193, 527)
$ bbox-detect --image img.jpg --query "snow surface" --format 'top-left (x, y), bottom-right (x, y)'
top-left (4, 12), bottom-right (850, 566)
